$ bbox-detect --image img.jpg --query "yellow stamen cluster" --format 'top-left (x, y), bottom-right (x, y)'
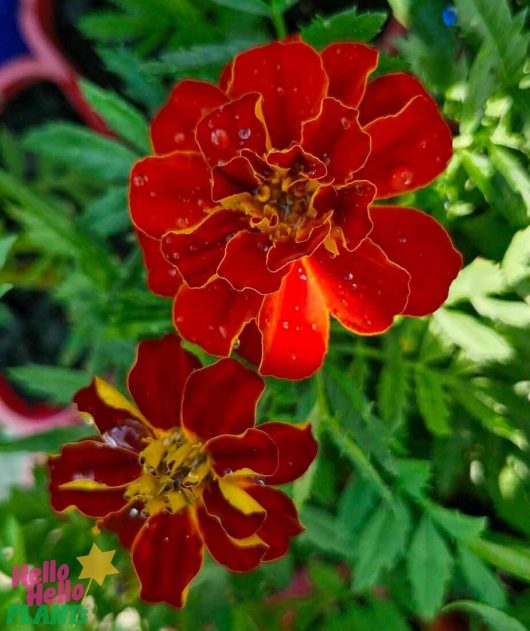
top-left (125, 430), bottom-right (209, 518)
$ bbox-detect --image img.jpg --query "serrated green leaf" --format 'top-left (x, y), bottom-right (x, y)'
top-left (353, 498), bottom-right (411, 591)
top-left (7, 365), bottom-right (91, 405)
top-left (80, 80), bottom-right (149, 152)
top-left (443, 601), bottom-right (528, 631)
top-left (489, 146), bottom-right (530, 218)
top-left (302, 7), bottom-right (387, 47)
top-left (427, 505), bottom-right (486, 542)
top-left (337, 475), bottom-right (378, 534)
top-left (458, 547), bottom-right (507, 609)
top-left (299, 506), bottom-right (354, 559)
top-left (472, 296), bottom-right (530, 328)
top-left (434, 309), bottom-right (513, 363)
top-left (471, 538), bottom-right (530, 583)
top-left (503, 226), bottom-right (530, 296)
top-left (208, 0), bottom-right (271, 16)
top-left (395, 459), bottom-right (431, 500)
top-left (460, 42), bottom-right (499, 134)
top-left (414, 368), bottom-right (451, 436)
top-left (23, 123), bottom-right (136, 182)
top-left (82, 186), bottom-right (129, 238)
top-left (377, 335), bottom-right (409, 428)
top-left (407, 516), bottom-right (453, 619)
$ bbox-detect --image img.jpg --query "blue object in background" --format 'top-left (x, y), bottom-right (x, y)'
top-left (442, 5), bottom-right (458, 27)
top-left (0, 0), bottom-right (30, 64)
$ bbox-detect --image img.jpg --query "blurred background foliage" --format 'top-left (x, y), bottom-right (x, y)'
top-left (0, 0), bottom-right (529, 629)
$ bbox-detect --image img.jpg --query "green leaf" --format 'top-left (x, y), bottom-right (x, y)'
top-left (208, 0), bottom-right (271, 16)
top-left (337, 475), bottom-right (378, 535)
top-left (387, 0), bottom-right (410, 25)
top-left (82, 186), bottom-right (129, 238)
top-left (0, 515), bottom-right (25, 574)
top-left (443, 601), bottom-right (529, 631)
top-left (0, 426), bottom-right (93, 453)
top-left (458, 547), bottom-right (507, 609)
top-left (489, 146), bottom-right (530, 219)
top-left (353, 498), bottom-right (411, 591)
top-left (471, 537), bottom-right (530, 583)
top-left (23, 123), bottom-right (136, 182)
top-left (472, 296), bottom-right (530, 328)
top-left (447, 258), bottom-right (506, 305)
top-left (414, 368), bottom-right (451, 436)
top-left (7, 365), bottom-right (91, 404)
top-left (427, 505), bottom-right (486, 543)
top-left (80, 80), bottom-right (150, 152)
top-left (503, 226), bottom-right (530, 296)
top-left (433, 309), bottom-right (513, 363)
top-left (0, 234), bottom-right (16, 269)
top-left (299, 506), bottom-right (355, 559)
top-left (302, 7), bottom-right (387, 48)
top-left (395, 459), bottom-right (431, 500)
top-left (377, 334), bottom-right (409, 427)
top-left (407, 516), bottom-right (453, 619)
top-left (454, 0), bottom-right (529, 81)
top-left (460, 42), bottom-right (499, 134)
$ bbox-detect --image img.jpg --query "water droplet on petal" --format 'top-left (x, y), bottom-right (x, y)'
top-left (391, 167), bottom-right (413, 191)
top-left (223, 468), bottom-right (233, 476)
top-left (219, 325), bottom-right (228, 338)
top-left (276, 86), bottom-right (286, 97)
top-left (133, 175), bottom-right (147, 187)
top-left (282, 321), bottom-right (289, 330)
top-left (238, 127), bottom-right (251, 140)
top-left (211, 128), bottom-right (230, 148)
top-left (341, 117), bottom-right (351, 129)
top-left (174, 132), bottom-right (186, 144)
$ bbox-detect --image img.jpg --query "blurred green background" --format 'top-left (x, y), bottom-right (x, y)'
top-left (0, 0), bottom-right (529, 629)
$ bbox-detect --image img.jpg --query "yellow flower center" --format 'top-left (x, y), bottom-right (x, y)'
top-left (125, 430), bottom-right (209, 518)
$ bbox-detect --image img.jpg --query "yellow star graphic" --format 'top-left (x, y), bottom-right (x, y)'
top-left (77, 543), bottom-right (119, 587)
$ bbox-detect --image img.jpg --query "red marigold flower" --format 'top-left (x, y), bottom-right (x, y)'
top-left (47, 335), bottom-right (317, 607)
top-left (130, 39), bottom-right (462, 380)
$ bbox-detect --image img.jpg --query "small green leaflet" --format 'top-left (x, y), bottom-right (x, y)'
top-left (302, 7), bottom-right (387, 47)
top-left (414, 368), bottom-right (451, 436)
top-left (458, 547), bottom-right (507, 609)
top-left (443, 601), bottom-right (529, 631)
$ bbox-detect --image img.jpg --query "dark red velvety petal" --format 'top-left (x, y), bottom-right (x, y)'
top-left (266, 220), bottom-right (331, 272)
top-left (196, 93), bottom-right (268, 166)
top-left (321, 42), bottom-right (378, 109)
top-left (173, 278), bottom-right (263, 357)
top-left (161, 210), bottom-right (248, 288)
top-left (74, 381), bottom-right (150, 451)
top-left (206, 428), bottom-right (278, 476)
top-left (228, 40), bottom-right (328, 149)
top-left (212, 155), bottom-right (262, 201)
top-left (358, 72), bottom-right (431, 126)
top-left (127, 334), bottom-right (200, 431)
top-left (48, 440), bottom-right (140, 517)
top-left (196, 504), bottom-right (268, 572)
top-left (151, 80), bottom-right (228, 154)
top-left (369, 206), bottom-right (462, 316)
top-left (99, 501), bottom-right (146, 549)
top-left (356, 96), bottom-right (453, 199)
top-left (307, 240), bottom-right (410, 334)
top-left (301, 98), bottom-right (371, 185)
top-left (236, 320), bottom-right (262, 367)
top-left (130, 152), bottom-right (212, 238)
top-left (246, 485), bottom-right (303, 561)
top-left (267, 145), bottom-right (327, 180)
top-left (202, 479), bottom-right (265, 539)
top-left (258, 262), bottom-right (329, 380)
top-left (315, 181), bottom-right (375, 251)
top-left (218, 231), bottom-right (287, 294)
top-left (132, 509), bottom-right (203, 608)
top-left (258, 422), bottom-right (317, 485)
top-left (182, 357), bottom-right (264, 442)
top-left (135, 230), bottom-right (182, 297)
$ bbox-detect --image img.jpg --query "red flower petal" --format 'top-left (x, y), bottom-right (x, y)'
top-left (202, 479), bottom-right (265, 539)
top-left (301, 98), bottom-right (371, 185)
top-left (369, 205), bottom-right (462, 316)
top-left (132, 509), bottom-right (203, 608)
top-left (135, 230), bottom-right (182, 297)
top-left (130, 153), bottom-right (212, 238)
top-left (321, 42), bottom-right (378, 109)
top-left (196, 93), bottom-right (268, 166)
top-left (74, 381), bottom-right (150, 451)
top-left (173, 278), bottom-right (263, 357)
top-left (267, 145), bottom-right (327, 180)
top-left (151, 80), bottom-right (227, 154)
top-left (161, 210), bottom-right (248, 288)
top-left (258, 262), bottom-right (329, 380)
top-left (266, 221), bottom-right (331, 272)
top-left (306, 240), bottom-right (410, 334)
top-left (212, 155), bottom-right (262, 201)
top-left (258, 422), bottom-right (317, 485)
top-left (99, 501), bottom-right (146, 549)
top-left (315, 181), bottom-right (375, 251)
top-left (228, 40), bottom-right (328, 149)
top-left (356, 96), bottom-right (453, 199)
top-left (196, 504), bottom-right (268, 572)
top-left (48, 440), bottom-right (140, 517)
top-left (127, 334), bottom-right (200, 431)
top-left (206, 428), bottom-right (278, 476)
top-left (236, 320), bottom-right (262, 367)
top-left (182, 358), bottom-right (264, 442)
top-left (218, 231), bottom-right (287, 293)
top-left (245, 485), bottom-right (303, 561)
top-left (358, 72), bottom-right (431, 126)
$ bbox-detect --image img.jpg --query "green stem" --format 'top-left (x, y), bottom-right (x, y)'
top-left (270, 0), bottom-right (287, 39)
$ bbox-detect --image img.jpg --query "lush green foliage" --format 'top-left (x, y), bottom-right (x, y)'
top-left (0, 0), bottom-right (529, 629)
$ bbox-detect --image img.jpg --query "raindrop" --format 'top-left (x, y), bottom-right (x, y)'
top-left (223, 468), bottom-right (233, 476)
top-left (219, 325), bottom-right (228, 338)
top-left (133, 175), bottom-right (147, 187)
top-left (233, 338), bottom-right (241, 350)
top-left (238, 128), bottom-right (251, 140)
top-left (174, 132), bottom-right (186, 145)
top-left (345, 272), bottom-right (354, 281)
top-left (282, 321), bottom-right (290, 330)
top-left (391, 167), bottom-right (413, 190)
top-left (290, 354), bottom-right (297, 361)
top-left (276, 86), bottom-right (286, 97)
top-left (398, 235), bottom-right (408, 244)
top-left (141, 509), bottom-right (149, 518)
top-left (311, 323), bottom-right (318, 331)
top-left (341, 117), bottom-right (351, 130)
top-left (211, 129), bottom-right (230, 148)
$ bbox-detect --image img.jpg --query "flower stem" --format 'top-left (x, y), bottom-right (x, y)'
top-left (270, 1), bottom-right (287, 39)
